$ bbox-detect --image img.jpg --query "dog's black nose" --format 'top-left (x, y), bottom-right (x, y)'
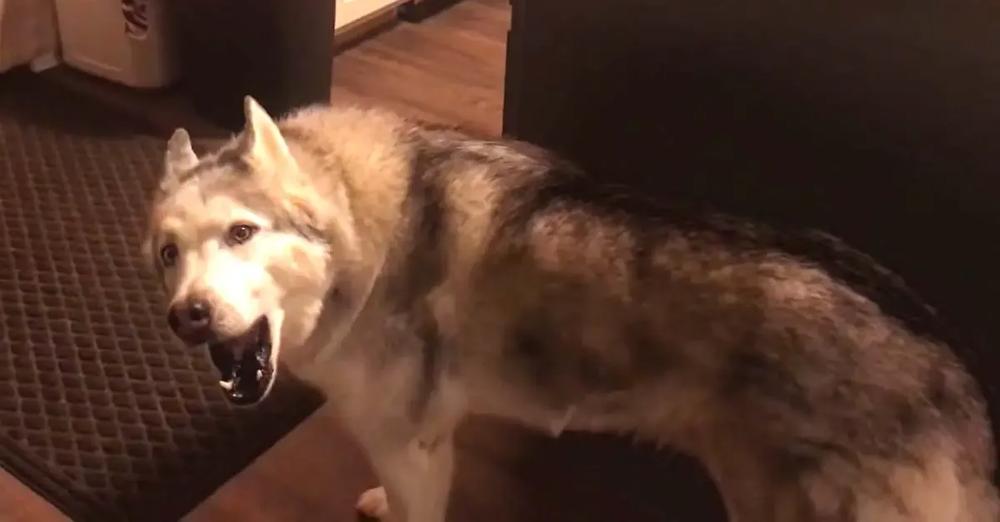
top-left (168, 297), bottom-right (213, 345)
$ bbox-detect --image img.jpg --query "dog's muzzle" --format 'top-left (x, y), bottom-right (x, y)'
top-left (208, 317), bottom-right (274, 405)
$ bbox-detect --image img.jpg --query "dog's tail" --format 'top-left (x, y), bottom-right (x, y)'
top-left (799, 436), bottom-right (999, 522)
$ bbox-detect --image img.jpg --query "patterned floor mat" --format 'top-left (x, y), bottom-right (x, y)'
top-left (0, 70), bottom-right (324, 521)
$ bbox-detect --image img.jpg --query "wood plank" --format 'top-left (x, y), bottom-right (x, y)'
top-left (332, 0), bottom-right (509, 135)
top-left (183, 406), bottom-right (374, 522)
top-left (0, 468), bottom-right (70, 522)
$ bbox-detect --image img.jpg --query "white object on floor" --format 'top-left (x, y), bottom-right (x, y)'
top-left (29, 52), bottom-right (60, 72)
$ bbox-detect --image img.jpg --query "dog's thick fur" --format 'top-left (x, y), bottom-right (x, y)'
top-left (145, 98), bottom-right (998, 521)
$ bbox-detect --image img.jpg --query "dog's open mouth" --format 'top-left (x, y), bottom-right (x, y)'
top-left (208, 317), bottom-right (274, 405)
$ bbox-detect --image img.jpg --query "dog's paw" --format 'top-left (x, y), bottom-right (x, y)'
top-left (356, 486), bottom-right (391, 520)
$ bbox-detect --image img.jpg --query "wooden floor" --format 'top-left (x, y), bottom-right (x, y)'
top-left (331, 0), bottom-right (509, 135)
top-left (0, 1), bottom-right (727, 520)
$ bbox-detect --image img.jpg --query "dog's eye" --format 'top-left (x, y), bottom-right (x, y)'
top-left (159, 244), bottom-right (179, 267)
top-left (228, 223), bottom-right (258, 245)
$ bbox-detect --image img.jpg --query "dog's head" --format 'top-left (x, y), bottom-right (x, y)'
top-left (143, 97), bottom-right (359, 405)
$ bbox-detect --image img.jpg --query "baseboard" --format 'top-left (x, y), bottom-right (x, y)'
top-left (335, 2), bottom-right (403, 50)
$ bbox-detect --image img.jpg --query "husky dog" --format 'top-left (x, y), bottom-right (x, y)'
top-left (143, 97), bottom-right (998, 522)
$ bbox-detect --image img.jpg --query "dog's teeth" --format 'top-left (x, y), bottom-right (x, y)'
top-left (256, 369), bottom-right (263, 380)
top-left (219, 380), bottom-right (234, 391)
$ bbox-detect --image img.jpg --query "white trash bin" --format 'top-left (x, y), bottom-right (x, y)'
top-left (53, 0), bottom-right (177, 88)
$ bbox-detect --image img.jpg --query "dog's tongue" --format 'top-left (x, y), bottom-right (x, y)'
top-left (209, 319), bottom-right (271, 405)
top-left (231, 353), bottom-right (262, 402)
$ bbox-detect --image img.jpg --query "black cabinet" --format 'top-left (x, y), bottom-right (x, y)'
top-left (172, 0), bottom-right (334, 131)
top-left (504, 0), bottom-right (1000, 494)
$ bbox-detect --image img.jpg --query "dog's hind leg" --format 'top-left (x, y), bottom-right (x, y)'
top-left (357, 430), bottom-right (457, 522)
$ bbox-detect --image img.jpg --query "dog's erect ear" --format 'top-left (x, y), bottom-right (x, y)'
top-left (241, 96), bottom-right (297, 174)
top-left (160, 128), bottom-right (198, 192)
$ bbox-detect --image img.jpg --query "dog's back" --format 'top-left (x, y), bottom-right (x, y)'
top-left (386, 122), bottom-right (1000, 521)
top-left (276, 104), bottom-right (998, 521)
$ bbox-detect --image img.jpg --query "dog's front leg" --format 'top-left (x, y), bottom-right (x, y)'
top-left (357, 432), bottom-right (456, 522)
